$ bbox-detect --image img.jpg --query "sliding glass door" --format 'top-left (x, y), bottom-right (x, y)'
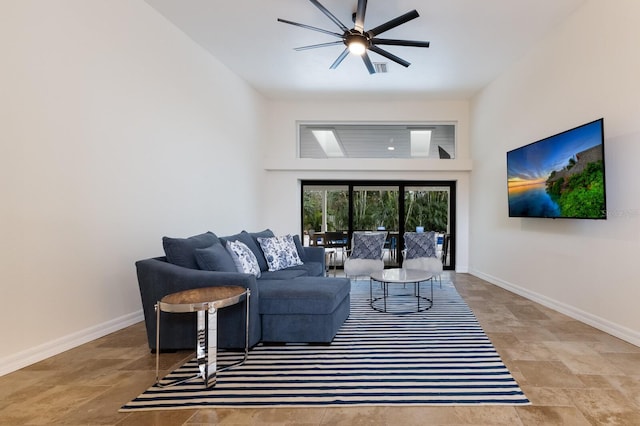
top-left (301, 181), bottom-right (455, 270)
top-left (404, 186), bottom-right (452, 267)
top-left (352, 185), bottom-right (401, 267)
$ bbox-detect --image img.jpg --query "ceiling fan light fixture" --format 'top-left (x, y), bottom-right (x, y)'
top-left (345, 33), bottom-right (368, 56)
top-left (347, 39), bottom-right (366, 55)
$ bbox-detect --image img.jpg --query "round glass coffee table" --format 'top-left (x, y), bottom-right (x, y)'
top-left (155, 285), bottom-right (250, 388)
top-left (369, 268), bottom-right (433, 313)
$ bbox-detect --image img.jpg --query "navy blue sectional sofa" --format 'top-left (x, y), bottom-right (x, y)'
top-left (136, 230), bottom-right (351, 351)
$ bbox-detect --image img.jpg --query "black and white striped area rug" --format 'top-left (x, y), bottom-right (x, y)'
top-left (120, 279), bottom-right (529, 411)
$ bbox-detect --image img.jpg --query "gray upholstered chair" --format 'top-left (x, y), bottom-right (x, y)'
top-left (402, 231), bottom-right (444, 287)
top-left (343, 231), bottom-right (387, 279)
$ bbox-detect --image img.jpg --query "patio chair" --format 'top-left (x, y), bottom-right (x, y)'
top-left (308, 230), bottom-right (322, 246)
top-left (384, 233), bottom-right (398, 263)
top-left (323, 231), bottom-right (348, 265)
top-left (402, 231), bottom-right (443, 287)
top-left (343, 231), bottom-right (387, 279)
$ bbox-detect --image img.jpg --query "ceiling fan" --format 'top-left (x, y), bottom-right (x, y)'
top-left (277, 0), bottom-right (430, 74)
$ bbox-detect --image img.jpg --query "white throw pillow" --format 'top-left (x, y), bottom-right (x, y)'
top-left (226, 240), bottom-right (261, 277)
top-left (257, 234), bottom-right (303, 271)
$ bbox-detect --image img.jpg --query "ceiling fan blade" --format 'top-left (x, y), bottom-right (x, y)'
top-left (371, 38), bottom-right (430, 48)
top-left (362, 52), bottom-right (376, 74)
top-left (309, 0), bottom-right (349, 32)
top-left (295, 41), bottom-right (345, 51)
top-left (277, 18), bottom-right (343, 38)
top-left (369, 45), bottom-right (411, 67)
top-left (366, 10), bottom-right (419, 37)
top-left (354, 0), bottom-right (368, 33)
top-left (330, 48), bottom-right (350, 69)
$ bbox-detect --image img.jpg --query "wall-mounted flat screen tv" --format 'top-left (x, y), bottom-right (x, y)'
top-left (507, 118), bottom-right (606, 219)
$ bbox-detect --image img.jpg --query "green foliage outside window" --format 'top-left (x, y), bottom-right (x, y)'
top-left (405, 190), bottom-right (449, 233)
top-left (327, 190), bottom-right (349, 230)
top-left (352, 190), bottom-right (399, 231)
top-left (303, 188), bottom-right (449, 234)
top-left (302, 191), bottom-right (323, 232)
top-left (303, 189), bottom-right (349, 232)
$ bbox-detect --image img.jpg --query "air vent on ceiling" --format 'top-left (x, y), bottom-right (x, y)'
top-left (373, 62), bottom-right (388, 73)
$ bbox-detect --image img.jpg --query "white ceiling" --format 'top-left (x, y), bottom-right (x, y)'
top-left (145, 0), bottom-right (585, 100)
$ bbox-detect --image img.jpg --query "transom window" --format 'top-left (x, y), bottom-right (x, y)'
top-left (298, 122), bottom-right (456, 159)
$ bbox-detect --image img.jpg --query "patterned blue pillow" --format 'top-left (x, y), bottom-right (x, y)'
top-left (226, 240), bottom-right (261, 277)
top-left (350, 232), bottom-right (387, 259)
top-left (257, 234), bottom-right (303, 271)
top-left (404, 231), bottom-right (437, 259)
top-left (221, 231), bottom-right (270, 272)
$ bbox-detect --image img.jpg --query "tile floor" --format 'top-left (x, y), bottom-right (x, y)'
top-left (1, 273), bottom-right (639, 425)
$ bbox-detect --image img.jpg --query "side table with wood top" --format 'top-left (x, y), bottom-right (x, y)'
top-left (155, 285), bottom-right (250, 388)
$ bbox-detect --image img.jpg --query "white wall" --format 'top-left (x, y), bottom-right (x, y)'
top-left (259, 99), bottom-right (472, 272)
top-left (0, 0), bottom-right (265, 374)
top-left (469, 0), bottom-right (640, 345)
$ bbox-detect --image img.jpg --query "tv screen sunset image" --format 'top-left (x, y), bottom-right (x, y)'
top-left (507, 119), bottom-right (606, 219)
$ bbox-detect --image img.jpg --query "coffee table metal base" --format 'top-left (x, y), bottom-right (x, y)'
top-left (369, 269), bottom-right (433, 313)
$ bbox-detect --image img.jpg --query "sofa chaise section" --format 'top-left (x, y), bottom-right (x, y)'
top-left (259, 276), bottom-right (351, 343)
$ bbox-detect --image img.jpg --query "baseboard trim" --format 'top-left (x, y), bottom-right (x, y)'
top-left (453, 265), bottom-right (469, 273)
top-left (469, 269), bottom-right (640, 348)
top-left (0, 310), bottom-right (144, 377)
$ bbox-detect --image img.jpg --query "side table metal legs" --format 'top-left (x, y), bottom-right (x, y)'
top-left (324, 249), bottom-right (336, 276)
top-left (217, 290), bottom-right (250, 373)
top-left (196, 305), bottom-right (217, 388)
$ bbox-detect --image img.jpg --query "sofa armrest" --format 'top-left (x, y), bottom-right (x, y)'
top-left (136, 257), bottom-right (261, 350)
top-left (302, 246), bottom-right (325, 270)
top-left (137, 257), bottom-right (258, 299)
